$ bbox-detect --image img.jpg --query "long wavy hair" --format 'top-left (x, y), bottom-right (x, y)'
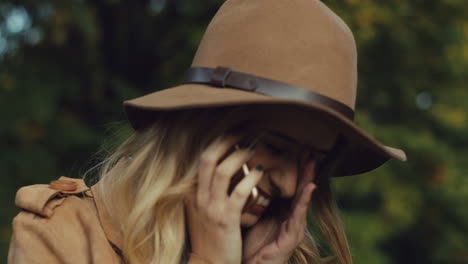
top-left (94, 105), bottom-right (352, 264)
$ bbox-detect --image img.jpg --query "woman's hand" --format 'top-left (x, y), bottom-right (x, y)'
top-left (185, 136), bottom-right (264, 264)
top-left (242, 159), bottom-right (317, 264)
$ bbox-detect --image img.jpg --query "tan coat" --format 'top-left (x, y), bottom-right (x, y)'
top-left (8, 177), bottom-right (125, 264)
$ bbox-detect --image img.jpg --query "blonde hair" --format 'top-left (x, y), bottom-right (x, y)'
top-left (94, 106), bottom-right (352, 264)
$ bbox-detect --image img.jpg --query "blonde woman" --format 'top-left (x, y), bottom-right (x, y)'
top-left (8, 0), bottom-right (406, 263)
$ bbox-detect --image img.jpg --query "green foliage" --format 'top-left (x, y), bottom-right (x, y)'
top-left (327, 1), bottom-right (468, 263)
top-left (1, 0), bottom-right (467, 263)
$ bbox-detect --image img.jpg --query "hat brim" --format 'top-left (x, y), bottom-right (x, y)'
top-left (124, 84), bottom-right (406, 176)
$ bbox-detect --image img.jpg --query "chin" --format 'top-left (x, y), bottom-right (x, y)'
top-left (240, 213), bottom-right (261, 227)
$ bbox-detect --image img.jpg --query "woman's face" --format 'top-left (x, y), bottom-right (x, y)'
top-left (237, 106), bottom-right (338, 227)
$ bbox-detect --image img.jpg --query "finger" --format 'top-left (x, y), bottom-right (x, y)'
top-left (288, 183), bottom-right (316, 232)
top-left (292, 159), bottom-right (315, 208)
top-left (210, 148), bottom-right (255, 202)
top-left (302, 159), bottom-right (316, 185)
top-left (297, 160), bottom-right (316, 195)
top-left (198, 135), bottom-right (240, 204)
top-left (299, 148), bottom-right (311, 168)
top-left (228, 164), bottom-right (264, 211)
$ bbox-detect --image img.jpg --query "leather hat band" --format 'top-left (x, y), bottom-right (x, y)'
top-left (183, 67), bottom-right (355, 121)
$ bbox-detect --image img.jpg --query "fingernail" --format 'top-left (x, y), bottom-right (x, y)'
top-left (255, 164), bottom-right (264, 171)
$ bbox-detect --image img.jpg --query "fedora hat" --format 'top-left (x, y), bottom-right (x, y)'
top-left (123, 0), bottom-right (406, 176)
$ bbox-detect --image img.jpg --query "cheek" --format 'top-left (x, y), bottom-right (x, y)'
top-left (250, 145), bottom-right (271, 160)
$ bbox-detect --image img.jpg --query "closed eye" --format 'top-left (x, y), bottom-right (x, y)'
top-left (264, 142), bottom-right (288, 156)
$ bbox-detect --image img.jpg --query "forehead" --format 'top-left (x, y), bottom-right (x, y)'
top-left (240, 105), bottom-right (338, 151)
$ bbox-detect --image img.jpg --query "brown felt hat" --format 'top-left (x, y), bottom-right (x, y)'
top-left (123, 0), bottom-right (406, 176)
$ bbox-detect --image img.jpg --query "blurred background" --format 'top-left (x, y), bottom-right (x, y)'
top-left (1, 0), bottom-right (467, 263)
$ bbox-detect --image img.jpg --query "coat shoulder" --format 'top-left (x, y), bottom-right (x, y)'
top-left (9, 177), bottom-right (122, 264)
top-left (14, 176), bottom-right (92, 218)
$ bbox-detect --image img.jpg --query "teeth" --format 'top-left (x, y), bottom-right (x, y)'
top-left (258, 196), bottom-right (265, 205)
top-left (256, 195), bottom-right (271, 207)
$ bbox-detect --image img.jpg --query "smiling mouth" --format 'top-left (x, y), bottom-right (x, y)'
top-left (255, 186), bottom-right (271, 205)
top-left (248, 186), bottom-right (272, 216)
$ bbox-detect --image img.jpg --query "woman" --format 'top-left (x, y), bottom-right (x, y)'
top-left (8, 0), bottom-right (406, 263)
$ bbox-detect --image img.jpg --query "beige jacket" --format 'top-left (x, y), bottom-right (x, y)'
top-left (8, 176), bottom-right (125, 264)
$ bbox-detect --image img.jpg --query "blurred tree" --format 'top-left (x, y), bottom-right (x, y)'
top-left (0, 0), bottom-right (467, 263)
top-left (329, 1), bottom-right (468, 263)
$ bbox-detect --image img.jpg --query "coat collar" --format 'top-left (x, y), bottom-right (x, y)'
top-left (91, 181), bottom-right (124, 252)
